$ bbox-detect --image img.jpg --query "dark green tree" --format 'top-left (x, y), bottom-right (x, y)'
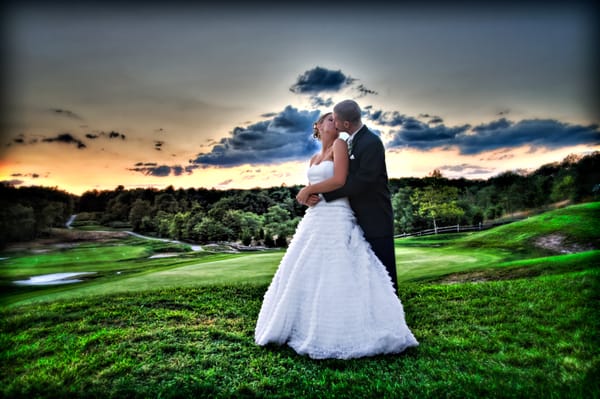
top-left (392, 187), bottom-right (415, 234)
top-left (411, 185), bottom-right (464, 232)
top-left (129, 199), bottom-right (152, 231)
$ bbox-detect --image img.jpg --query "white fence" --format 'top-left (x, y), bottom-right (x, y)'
top-left (394, 219), bottom-right (522, 238)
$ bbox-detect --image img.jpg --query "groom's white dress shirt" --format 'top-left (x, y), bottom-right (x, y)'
top-left (346, 124), bottom-right (364, 148)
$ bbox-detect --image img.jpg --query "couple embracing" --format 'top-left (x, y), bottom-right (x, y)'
top-left (255, 99), bottom-right (418, 360)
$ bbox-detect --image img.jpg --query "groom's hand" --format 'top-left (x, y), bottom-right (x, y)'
top-left (295, 186), bottom-right (321, 207)
top-left (305, 194), bottom-right (321, 207)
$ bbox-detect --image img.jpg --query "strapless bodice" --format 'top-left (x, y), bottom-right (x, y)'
top-left (307, 160), bottom-right (335, 185)
top-left (306, 160), bottom-right (350, 208)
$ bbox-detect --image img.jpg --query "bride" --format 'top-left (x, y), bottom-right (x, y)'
top-left (254, 112), bottom-right (418, 359)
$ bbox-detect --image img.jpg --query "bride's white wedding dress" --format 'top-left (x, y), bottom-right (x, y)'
top-left (255, 160), bottom-right (418, 359)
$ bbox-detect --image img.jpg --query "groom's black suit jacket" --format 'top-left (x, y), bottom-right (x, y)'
top-left (322, 125), bottom-right (394, 239)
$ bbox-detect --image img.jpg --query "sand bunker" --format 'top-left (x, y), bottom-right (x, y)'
top-left (13, 272), bottom-right (97, 286)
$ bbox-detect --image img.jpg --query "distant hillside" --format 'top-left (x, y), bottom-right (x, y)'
top-left (458, 202), bottom-right (599, 254)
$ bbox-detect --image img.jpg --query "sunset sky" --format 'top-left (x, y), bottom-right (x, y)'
top-left (2, 1), bottom-right (599, 195)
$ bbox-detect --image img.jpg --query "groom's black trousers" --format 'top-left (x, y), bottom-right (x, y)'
top-left (366, 236), bottom-right (398, 295)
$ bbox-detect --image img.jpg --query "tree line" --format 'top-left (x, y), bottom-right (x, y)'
top-left (1, 152), bottom-right (598, 248)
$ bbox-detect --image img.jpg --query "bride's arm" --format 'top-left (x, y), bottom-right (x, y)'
top-left (296, 139), bottom-right (348, 204)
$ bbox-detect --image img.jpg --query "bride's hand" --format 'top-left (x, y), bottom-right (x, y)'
top-left (295, 186), bottom-right (313, 205)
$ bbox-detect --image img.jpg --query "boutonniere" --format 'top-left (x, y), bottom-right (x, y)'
top-left (350, 154), bottom-right (355, 160)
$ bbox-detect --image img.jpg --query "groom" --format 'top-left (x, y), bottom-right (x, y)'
top-left (307, 99), bottom-right (398, 293)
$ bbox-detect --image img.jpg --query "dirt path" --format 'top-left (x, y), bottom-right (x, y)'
top-left (124, 231), bottom-right (204, 252)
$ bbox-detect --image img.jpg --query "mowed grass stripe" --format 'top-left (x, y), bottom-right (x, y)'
top-left (5, 251), bottom-right (285, 306)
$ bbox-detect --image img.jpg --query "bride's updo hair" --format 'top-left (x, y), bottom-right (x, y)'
top-left (313, 112), bottom-right (332, 140)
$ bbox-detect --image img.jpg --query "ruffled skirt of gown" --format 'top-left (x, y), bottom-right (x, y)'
top-left (254, 197), bottom-right (418, 359)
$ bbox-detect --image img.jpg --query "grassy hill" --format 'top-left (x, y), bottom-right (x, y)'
top-left (0, 202), bottom-right (598, 398)
top-left (459, 201), bottom-right (599, 253)
top-left (394, 201), bottom-right (599, 283)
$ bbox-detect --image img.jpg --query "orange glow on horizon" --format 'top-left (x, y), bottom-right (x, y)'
top-left (2, 144), bottom-right (598, 196)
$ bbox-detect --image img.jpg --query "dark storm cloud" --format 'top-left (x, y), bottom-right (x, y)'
top-left (9, 134), bottom-right (38, 146)
top-left (388, 120), bottom-right (471, 149)
top-left (11, 173), bottom-right (40, 178)
top-left (109, 131), bottom-right (126, 139)
top-left (128, 163), bottom-right (192, 177)
top-left (289, 67), bottom-right (355, 94)
top-left (363, 107), bottom-right (407, 127)
top-left (355, 84), bottom-right (378, 97)
top-left (472, 118), bottom-right (513, 133)
top-left (461, 118), bottom-right (600, 154)
top-left (50, 108), bottom-right (82, 120)
top-left (310, 95), bottom-right (333, 108)
top-left (191, 105), bottom-right (320, 166)
top-left (418, 114), bottom-right (444, 124)
top-left (42, 133), bottom-right (87, 149)
top-left (140, 165), bottom-right (170, 177)
top-left (85, 131), bottom-right (126, 140)
top-left (9, 130), bottom-right (126, 149)
top-left (386, 117), bottom-right (600, 154)
top-left (438, 163), bottom-right (495, 175)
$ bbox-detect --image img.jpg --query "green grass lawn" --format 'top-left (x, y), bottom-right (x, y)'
top-left (0, 202), bottom-right (599, 398)
top-left (1, 272), bottom-right (598, 398)
top-left (0, 244), bottom-right (152, 278)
